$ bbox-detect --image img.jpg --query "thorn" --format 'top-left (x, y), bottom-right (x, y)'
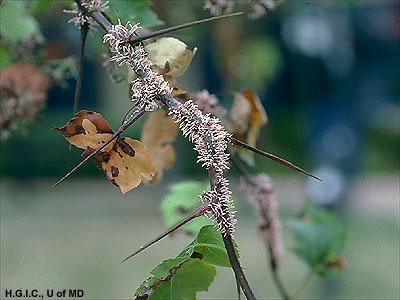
top-left (231, 137), bottom-right (322, 182)
top-left (72, 23), bottom-right (89, 116)
top-left (121, 205), bottom-right (207, 263)
top-left (129, 12), bottom-right (243, 44)
top-left (52, 108), bottom-right (145, 189)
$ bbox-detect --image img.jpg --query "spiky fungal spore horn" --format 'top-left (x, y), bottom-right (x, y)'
top-left (103, 22), bottom-right (237, 236)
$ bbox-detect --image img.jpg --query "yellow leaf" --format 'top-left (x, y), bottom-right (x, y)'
top-left (228, 90), bottom-right (267, 165)
top-left (145, 37), bottom-right (197, 77)
top-left (141, 110), bottom-right (178, 182)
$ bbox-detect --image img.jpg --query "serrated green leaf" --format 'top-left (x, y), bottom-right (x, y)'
top-left (160, 181), bottom-right (211, 235)
top-left (288, 201), bottom-right (346, 276)
top-left (0, 1), bottom-right (44, 43)
top-left (107, 0), bottom-right (163, 28)
top-left (194, 225), bottom-right (232, 267)
top-left (135, 225), bottom-right (238, 299)
top-left (149, 259), bottom-right (216, 300)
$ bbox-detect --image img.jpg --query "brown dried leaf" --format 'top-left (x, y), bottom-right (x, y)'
top-left (141, 110), bottom-right (178, 182)
top-left (55, 110), bottom-right (156, 193)
top-left (228, 89), bottom-right (267, 165)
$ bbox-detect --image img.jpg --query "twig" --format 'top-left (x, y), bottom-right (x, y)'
top-left (72, 23), bottom-right (88, 115)
top-left (223, 235), bottom-right (256, 300)
top-left (231, 137), bottom-right (322, 181)
top-left (293, 270), bottom-right (313, 298)
top-left (52, 107), bottom-right (145, 188)
top-left (271, 264), bottom-right (290, 300)
top-left (121, 205), bottom-right (207, 262)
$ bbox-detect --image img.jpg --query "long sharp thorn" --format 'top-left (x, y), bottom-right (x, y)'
top-left (231, 137), bottom-right (322, 182)
top-left (72, 23), bottom-right (88, 115)
top-left (52, 108), bottom-right (145, 189)
top-left (129, 12), bottom-right (243, 44)
top-left (121, 205), bottom-right (207, 263)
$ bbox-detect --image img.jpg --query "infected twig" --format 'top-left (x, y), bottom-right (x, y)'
top-left (72, 3), bottom-right (256, 298)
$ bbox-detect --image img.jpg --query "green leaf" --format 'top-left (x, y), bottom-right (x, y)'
top-left (107, 0), bottom-right (164, 28)
top-left (134, 225), bottom-right (238, 299)
top-left (194, 225), bottom-right (233, 267)
top-left (288, 201), bottom-right (346, 276)
top-left (160, 181), bottom-right (211, 235)
top-left (0, 1), bottom-right (44, 43)
top-left (232, 36), bottom-right (283, 92)
top-left (150, 259), bottom-right (216, 300)
top-left (0, 47), bottom-right (11, 69)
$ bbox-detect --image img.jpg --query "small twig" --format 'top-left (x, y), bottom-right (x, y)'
top-left (121, 205), bottom-right (208, 262)
top-left (72, 23), bottom-right (88, 115)
top-left (293, 270), bottom-right (313, 298)
top-left (231, 137), bottom-right (322, 181)
top-left (236, 274), bottom-right (242, 300)
top-left (52, 107), bottom-right (145, 189)
top-left (267, 250), bottom-right (290, 300)
top-left (128, 12), bottom-right (243, 44)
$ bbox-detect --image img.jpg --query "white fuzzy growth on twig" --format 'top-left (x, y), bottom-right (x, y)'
top-left (64, 0), bottom-right (109, 27)
top-left (241, 174), bottom-right (283, 266)
top-left (103, 21), bottom-right (236, 235)
top-left (169, 100), bottom-right (236, 235)
top-left (103, 21), bottom-right (171, 111)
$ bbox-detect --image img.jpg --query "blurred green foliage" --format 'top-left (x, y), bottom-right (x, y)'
top-left (107, 0), bottom-right (163, 28)
top-left (0, 1), bottom-right (44, 43)
top-left (288, 202), bottom-right (346, 276)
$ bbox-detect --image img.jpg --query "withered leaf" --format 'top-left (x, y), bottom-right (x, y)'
top-left (141, 110), bottom-right (178, 182)
top-left (145, 37), bottom-right (197, 78)
top-left (56, 110), bottom-right (156, 193)
top-left (228, 89), bottom-right (267, 166)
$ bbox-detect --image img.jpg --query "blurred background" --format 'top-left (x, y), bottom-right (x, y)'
top-left (1, 0), bottom-right (399, 299)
